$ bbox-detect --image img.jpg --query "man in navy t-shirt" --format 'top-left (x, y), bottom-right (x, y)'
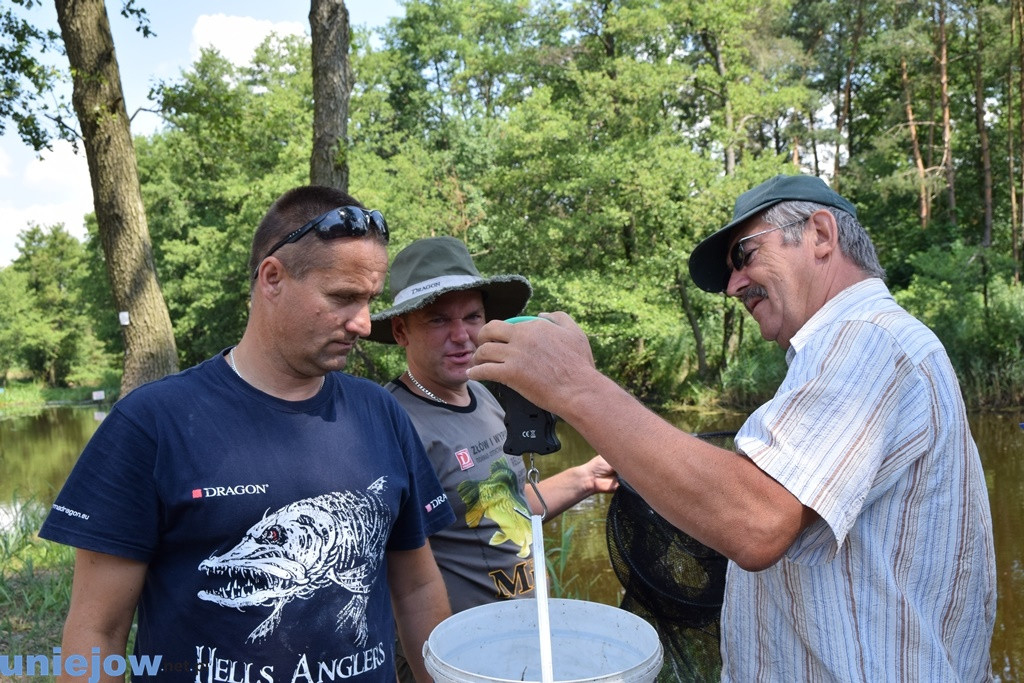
top-left (40, 186), bottom-right (455, 682)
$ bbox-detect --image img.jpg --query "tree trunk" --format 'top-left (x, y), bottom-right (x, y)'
top-left (721, 303), bottom-right (735, 372)
top-left (1017, 0), bottom-right (1024, 283)
top-left (789, 113), bottom-right (800, 166)
top-left (309, 0), bottom-right (352, 191)
top-left (833, 0), bottom-right (865, 190)
top-left (701, 32), bottom-right (736, 176)
top-left (937, 0), bottom-right (957, 226)
top-left (808, 107), bottom-right (821, 176)
top-left (675, 268), bottom-right (709, 379)
top-left (1007, 61), bottom-right (1017, 269)
top-left (55, 0), bottom-right (178, 396)
top-left (901, 57), bottom-right (929, 229)
top-left (971, 11), bottom-right (993, 248)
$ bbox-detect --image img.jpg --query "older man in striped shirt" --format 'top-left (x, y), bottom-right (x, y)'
top-left (468, 174), bottom-right (996, 681)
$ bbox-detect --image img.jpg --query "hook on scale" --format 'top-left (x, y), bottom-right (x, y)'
top-left (491, 315), bottom-right (562, 682)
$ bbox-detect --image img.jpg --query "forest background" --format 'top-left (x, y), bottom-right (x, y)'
top-left (2, 0), bottom-right (1024, 412)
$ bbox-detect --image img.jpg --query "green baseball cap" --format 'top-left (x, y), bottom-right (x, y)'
top-left (688, 174), bottom-right (857, 293)
top-left (368, 236), bottom-right (532, 344)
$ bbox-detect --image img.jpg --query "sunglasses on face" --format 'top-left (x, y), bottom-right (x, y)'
top-left (729, 220), bottom-right (806, 272)
top-left (254, 206), bottom-right (389, 279)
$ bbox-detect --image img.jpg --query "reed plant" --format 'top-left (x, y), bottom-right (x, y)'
top-left (544, 523), bottom-right (597, 601)
top-left (0, 497), bottom-right (74, 659)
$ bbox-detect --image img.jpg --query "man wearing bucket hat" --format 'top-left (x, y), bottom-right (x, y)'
top-left (368, 236), bottom-right (618, 682)
top-left (467, 175), bottom-right (995, 681)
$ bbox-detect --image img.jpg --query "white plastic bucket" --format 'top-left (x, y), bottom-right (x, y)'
top-left (423, 598), bottom-right (663, 683)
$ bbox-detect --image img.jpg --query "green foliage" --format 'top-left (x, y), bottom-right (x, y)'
top-left (718, 338), bottom-right (788, 409)
top-left (138, 36), bottom-right (313, 366)
top-left (0, 379), bottom-right (48, 419)
top-left (4, 225), bottom-right (115, 387)
top-left (65, 334), bottom-right (121, 389)
top-left (0, 266), bottom-right (41, 383)
top-left (529, 268), bottom-right (688, 402)
top-left (894, 244), bottom-right (1024, 408)
top-left (0, 1), bottom-right (66, 150)
top-left (0, 379), bottom-right (120, 421)
top-left (78, 212), bottom-right (123, 361)
top-left (7, 0), bottom-right (1023, 408)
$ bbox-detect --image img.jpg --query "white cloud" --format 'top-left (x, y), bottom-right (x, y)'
top-left (0, 13), bottom-right (310, 267)
top-left (190, 14), bottom-right (306, 65)
top-left (23, 140), bottom-right (91, 193)
top-left (0, 139), bottom-right (93, 265)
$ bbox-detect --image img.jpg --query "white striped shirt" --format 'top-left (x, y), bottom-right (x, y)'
top-left (722, 278), bottom-right (996, 682)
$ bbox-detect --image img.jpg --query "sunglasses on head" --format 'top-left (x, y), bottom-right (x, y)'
top-left (254, 206), bottom-right (389, 279)
top-left (729, 220), bottom-right (805, 272)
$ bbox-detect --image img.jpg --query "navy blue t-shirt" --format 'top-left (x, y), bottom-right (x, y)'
top-left (40, 353), bottom-right (454, 682)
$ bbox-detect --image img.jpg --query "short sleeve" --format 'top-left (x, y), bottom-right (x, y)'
top-left (382, 397), bottom-right (455, 551)
top-left (39, 406), bottom-right (161, 562)
top-left (736, 319), bottom-right (930, 564)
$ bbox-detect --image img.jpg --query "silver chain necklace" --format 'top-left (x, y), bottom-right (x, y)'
top-left (228, 346), bottom-right (245, 380)
top-left (405, 368), bottom-right (447, 404)
top-left (229, 346), bottom-right (325, 393)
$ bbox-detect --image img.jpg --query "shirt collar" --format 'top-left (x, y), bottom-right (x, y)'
top-left (786, 278), bottom-right (890, 364)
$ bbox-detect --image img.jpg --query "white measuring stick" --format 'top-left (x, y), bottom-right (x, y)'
top-left (532, 513), bottom-right (555, 683)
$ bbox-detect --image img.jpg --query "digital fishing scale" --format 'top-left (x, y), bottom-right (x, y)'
top-left (490, 315), bottom-right (561, 521)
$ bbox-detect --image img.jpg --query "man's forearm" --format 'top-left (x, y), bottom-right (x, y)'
top-left (57, 549), bottom-right (146, 683)
top-left (389, 546), bottom-right (451, 682)
top-left (58, 625), bottom-right (131, 682)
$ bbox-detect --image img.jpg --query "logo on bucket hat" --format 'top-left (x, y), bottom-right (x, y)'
top-left (367, 236), bottom-right (532, 344)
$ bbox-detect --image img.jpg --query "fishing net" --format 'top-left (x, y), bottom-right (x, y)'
top-left (606, 432), bottom-right (734, 682)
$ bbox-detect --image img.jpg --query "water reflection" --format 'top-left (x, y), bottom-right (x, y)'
top-left (1, 406), bottom-right (1021, 677)
top-left (0, 406), bottom-right (104, 505)
top-left (973, 413), bottom-right (1024, 681)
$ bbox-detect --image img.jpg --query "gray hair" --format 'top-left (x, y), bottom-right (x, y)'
top-left (762, 201), bottom-right (886, 281)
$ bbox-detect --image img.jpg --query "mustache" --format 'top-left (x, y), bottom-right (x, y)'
top-left (740, 286), bottom-right (769, 308)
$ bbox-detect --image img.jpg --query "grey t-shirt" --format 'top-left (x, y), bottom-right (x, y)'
top-left (385, 379), bottom-right (536, 613)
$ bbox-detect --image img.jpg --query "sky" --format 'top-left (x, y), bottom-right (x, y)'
top-left (0, 1), bottom-right (402, 266)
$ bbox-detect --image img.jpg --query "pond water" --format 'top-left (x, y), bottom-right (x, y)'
top-left (1, 405), bottom-right (1021, 678)
top-left (0, 405), bottom-right (109, 504)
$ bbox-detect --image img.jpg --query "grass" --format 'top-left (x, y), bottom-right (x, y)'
top-left (0, 497), bottom-right (143, 682)
top-left (0, 498), bottom-right (74, 659)
top-left (0, 379), bottom-right (119, 421)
